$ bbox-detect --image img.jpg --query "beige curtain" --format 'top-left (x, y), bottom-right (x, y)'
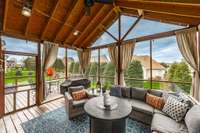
top-left (78, 49), bottom-right (91, 75)
top-left (176, 27), bottom-right (200, 101)
top-left (108, 40), bottom-right (135, 85)
top-left (42, 41), bottom-right (58, 98)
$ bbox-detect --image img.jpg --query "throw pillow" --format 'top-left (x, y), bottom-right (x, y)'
top-left (110, 86), bottom-right (122, 97)
top-left (178, 92), bottom-right (194, 108)
top-left (162, 96), bottom-right (189, 122)
top-left (185, 105), bottom-right (200, 133)
top-left (72, 89), bottom-right (88, 101)
top-left (131, 87), bottom-right (147, 101)
top-left (146, 93), bottom-right (165, 110)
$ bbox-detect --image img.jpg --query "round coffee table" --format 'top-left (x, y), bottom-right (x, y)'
top-left (84, 96), bottom-right (132, 133)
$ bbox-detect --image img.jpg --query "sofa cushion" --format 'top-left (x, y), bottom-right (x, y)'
top-left (151, 113), bottom-right (188, 133)
top-left (153, 109), bottom-right (166, 116)
top-left (178, 92), bottom-right (194, 108)
top-left (185, 105), bottom-right (200, 133)
top-left (162, 96), bottom-right (189, 122)
top-left (72, 99), bottom-right (88, 107)
top-left (130, 99), bottom-right (154, 115)
top-left (110, 86), bottom-right (122, 97)
top-left (148, 89), bottom-right (163, 97)
top-left (131, 87), bottom-right (147, 101)
top-left (68, 86), bottom-right (84, 95)
top-left (146, 93), bottom-right (165, 110)
top-left (121, 87), bottom-right (131, 98)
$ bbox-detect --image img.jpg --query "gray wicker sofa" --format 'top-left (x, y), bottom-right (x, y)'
top-left (110, 86), bottom-right (200, 133)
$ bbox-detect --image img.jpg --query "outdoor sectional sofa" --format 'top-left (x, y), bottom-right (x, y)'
top-left (110, 86), bottom-right (200, 133)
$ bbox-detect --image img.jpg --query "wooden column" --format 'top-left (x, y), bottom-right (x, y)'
top-left (117, 13), bottom-right (121, 85)
top-left (97, 48), bottom-right (101, 83)
top-left (36, 42), bottom-right (43, 105)
top-left (150, 40), bottom-right (153, 89)
top-left (0, 36), bottom-right (5, 117)
top-left (65, 48), bottom-right (68, 79)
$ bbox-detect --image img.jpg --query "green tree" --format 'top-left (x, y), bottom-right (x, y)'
top-left (53, 58), bottom-right (65, 72)
top-left (85, 64), bottom-right (91, 77)
top-left (100, 62), bottom-right (107, 74)
top-left (89, 62), bottom-right (98, 81)
top-left (103, 62), bottom-right (115, 86)
top-left (125, 60), bottom-right (143, 88)
top-left (69, 62), bottom-right (75, 74)
top-left (167, 61), bottom-right (192, 93)
top-left (23, 57), bottom-right (35, 70)
top-left (73, 62), bottom-right (80, 74)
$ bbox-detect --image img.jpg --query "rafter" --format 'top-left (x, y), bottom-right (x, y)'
top-left (73, 5), bottom-right (113, 47)
top-left (101, 25), bottom-right (118, 41)
top-left (81, 10), bottom-right (117, 47)
top-left (40, 0), bottom-right (60, 40)
top-left (3, 0), bottom-right (9, 32)
top-left (25, 0), bottom-right (38, 37)
top-left (128, 0), bottom-right (200, 4)
top-left (53, 0), bottom-right (78, 42)
top-left (64, 4), bottom-right (103, 44)
top-left (117, 0), bottom-right (200, 18)
top-left (122, 8), bottom-right (200, 25)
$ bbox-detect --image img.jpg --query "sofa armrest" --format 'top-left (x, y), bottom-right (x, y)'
top-left (65, 92), bottom-right (73, 111)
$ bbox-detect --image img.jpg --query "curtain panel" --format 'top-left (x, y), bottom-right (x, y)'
top-left (176, 27), bottom-right (200, 101)
top-left (78, 49), bottom-right (91, 74)
top-left (108, 40), bottom-right (135, 85)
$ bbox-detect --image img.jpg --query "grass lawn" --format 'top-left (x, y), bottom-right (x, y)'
top-left (143, 81), bottom-right (160, 90)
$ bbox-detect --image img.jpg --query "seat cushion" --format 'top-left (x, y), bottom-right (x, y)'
top-left (110, 86), bottom-right (122, 97)
top-left (131, 87), bottom-right (147, 101)
top-left (151, 113), bottom-right (188, 133)
top-left (148, 89), bottom-right (163, 97)
top-left (185, 105), bottom-right (200, 133)
top-left (72, 99), bottom-right (88, 107)
top-left (130, 99), bottom-right (154, 115)
top-left (153, 109), bottom-right (166, 116)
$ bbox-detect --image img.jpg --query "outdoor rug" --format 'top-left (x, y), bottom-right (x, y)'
top-left (21, 107), bottom-right (151, 133)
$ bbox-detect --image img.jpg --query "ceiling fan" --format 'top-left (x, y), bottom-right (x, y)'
top-left (84, 0), bottom-right (115, 15)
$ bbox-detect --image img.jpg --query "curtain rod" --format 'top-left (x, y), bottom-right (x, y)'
top-left (88, 26), bottom-right (197, 50)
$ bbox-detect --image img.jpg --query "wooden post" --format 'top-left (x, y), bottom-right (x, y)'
top-left (150, 40), bottom-right (153, 89)
top-left (0, 36), bottom-right (5, 117)
top-left (65, 48), bottom-right (68, 79)
top-left (117, 13), bottom-right (121, 85)
top-left (36, 42), bottom-right (43, 105)
top-left (97, 48), bottom-right (100, 83)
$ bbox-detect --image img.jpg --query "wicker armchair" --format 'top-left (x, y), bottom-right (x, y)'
top-left (64, 86), bottom-right (90, 119)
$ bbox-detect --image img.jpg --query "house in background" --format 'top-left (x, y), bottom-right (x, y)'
top-left (133, 55), bottom-right (166, 80)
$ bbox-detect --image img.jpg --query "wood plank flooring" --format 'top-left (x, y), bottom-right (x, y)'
top-left (0, 98), bottom-right (65, 133)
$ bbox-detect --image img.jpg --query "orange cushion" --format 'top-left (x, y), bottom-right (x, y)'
top-left (72, 90), bottom-right (88, 101)
top-left (146, 93), bottom-right (165, 110)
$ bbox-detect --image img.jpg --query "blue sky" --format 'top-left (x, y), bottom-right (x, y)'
top-left (3, 15), bottom-right (184, 63)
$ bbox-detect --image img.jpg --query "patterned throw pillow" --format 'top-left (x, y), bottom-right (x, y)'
top-left (72, 90), bottom-right (88, 101)
top-left (146, 93), bottom-right (165, 110)
top-left (162, 96), bottom-right (189, 122)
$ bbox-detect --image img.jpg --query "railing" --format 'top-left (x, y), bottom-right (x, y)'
top-left (86, 75), bottom-right (191, 93)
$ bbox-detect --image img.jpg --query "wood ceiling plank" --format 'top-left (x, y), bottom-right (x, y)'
top-left (73, 5), bottom-right (113, 47)
top-left (41, 0), bottom-right (60, 40)
top-left (128, 0), bottom-right (200, 4)
top-left (0, 0), bottom-right (5, 31)
top-left (122, 8), bottom-right (200, 25)
top-left (117, 0), bottom-right (200, 18)
top-left (3, 0), bottom-right (9, 32)
top-left (64, 4), bottom-right (103, 44)
top-left (53, 0), bottom-right (78, 42)
top-left (25, 0), bottom-right (38, 37)
top-left (81, 10), bottom-right (117, 47)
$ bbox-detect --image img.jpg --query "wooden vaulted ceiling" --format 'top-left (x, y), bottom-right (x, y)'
top-left (1, 0), bottom-right (200, 49)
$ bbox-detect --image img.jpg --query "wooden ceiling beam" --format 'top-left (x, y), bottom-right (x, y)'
top-left (54, 0), bottom-right (78, 42)
top-left (64, 4), bottom-right (103, 44)
top-left (40, 0), bottom-right (60, 40)
top-left (81, 10), bottom-right (117, 47)
top-left (25, 0), bottom-right (38, 37)
top-left (0, 0), bottom-right (5, 31)
top-left (73, 5), bottom-right (113, 47)
top-left (3, 0), bottom-right (9, 32)
top-left (122, 8), bottom-right (200, 25)
top-left (117, 0), bottom-right (200, 18)
top-left (127, 0), bottom-right (200, 4)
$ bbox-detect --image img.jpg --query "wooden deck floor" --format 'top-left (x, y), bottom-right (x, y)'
top-left (0, 98), bottom-right (65, 133)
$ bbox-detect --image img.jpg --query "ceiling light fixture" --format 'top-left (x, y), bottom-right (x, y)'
top-left (73, 30), bottom-right (80, 36)
top-left (21, 0), bottom-right (32, 17)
